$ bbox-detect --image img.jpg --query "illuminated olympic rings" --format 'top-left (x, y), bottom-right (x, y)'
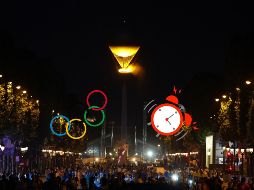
top-left (86, 90), bottom-right (108, 111)
top-left (84, 106), bottom-right (105, 127)
top-left (50, 115), bottom-right (71, 137)
top-left (66, 119), bottom-right (87, 140)
top-left (49, 89), bottom-right (108, 140)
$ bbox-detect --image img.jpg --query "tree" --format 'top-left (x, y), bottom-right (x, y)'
top-left (0, 80), bottom-right (39, 145)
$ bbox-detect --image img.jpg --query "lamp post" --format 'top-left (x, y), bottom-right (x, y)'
top-left (0, 145), bottom-right (5, 172)
top-left (109, 46), bottom-right (140, 144)
top-left (241, 149), bottom-right (245, 176)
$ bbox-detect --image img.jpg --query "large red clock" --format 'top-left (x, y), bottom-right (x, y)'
top-left (151, 103), bottom-right (184, 136)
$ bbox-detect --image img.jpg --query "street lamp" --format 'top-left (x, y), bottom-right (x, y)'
top-left (109, 46), bottom-right (140, 144)
top-left (109, 46), bottom-right (140, 73)
top-left (215, 98), bottom-right (220, 102)
top-left (147, 150), bottom-right (153, 158)
top-left (0, 145), bottom-right (5, 152)
top-left (0, 145), bottom-right (5, 172)
top-left (222, 95), bottom-right (227, 99)
top-left (21, 147), bottom-right (28, 153)
top-left (246, 80), bottom-right (252, 85)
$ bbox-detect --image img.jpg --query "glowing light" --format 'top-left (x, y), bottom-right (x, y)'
top-left (246, 80), bottom-right (251, 85)
top-left (52, 110), bottom-right (55, 113)
top-left (0, 145), bottom-right (5, 151)
top-left (172, 174), bottom-right (179, 181)
top-left (118, 67), bottom-right (133, 73)
top-left (222, 95), bottom-right (227, 99)
top-left (22, 90), bottom-right (27, 94)
top-left (135, 153), bottom-right (138, 155)
top-left (190, 152), bottom-right (198, 155)
top-left (16, 86), bottom-right (21, 89)
top-left (109, 46), bottom-right (140, 69)
top-left (236, 87), bottom-right (240, 91)
top-left (247, 148), bottom-right (254, 153)
top-left (36, 100), bottom-right (39, 103)
top-left (0, 74), bottom-right (2, 78)
top-left (215, 98), bottom-right (219, 102)
top-left (147, 150), bottom-right (153, 157)
top-left (157, 144), bottom-right (160, 147)
top-left (21, 147), bottom-right (28, 152)
top-left (95, 158), bottom-right (99, 162)
top-left (132, 158), bottom-right (136, 162)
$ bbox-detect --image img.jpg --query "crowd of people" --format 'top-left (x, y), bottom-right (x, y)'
top-left (1, 163), bottom-right (254, 189)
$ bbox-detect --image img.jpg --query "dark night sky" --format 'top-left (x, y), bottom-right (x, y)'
top-left (1, 1), bottom-right (254, 144)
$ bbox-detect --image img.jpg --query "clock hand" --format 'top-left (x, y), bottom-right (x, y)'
top-left (168, 113), bottom-right (175, 118)
top-left (165, 118), bottom-right (171, 125)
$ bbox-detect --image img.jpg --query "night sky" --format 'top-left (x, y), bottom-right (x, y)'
top-left (1, 2), bottom-right (254, 145)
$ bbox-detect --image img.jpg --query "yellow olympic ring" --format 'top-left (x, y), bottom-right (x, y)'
top-left (65, 119), bottom-right (87, 140)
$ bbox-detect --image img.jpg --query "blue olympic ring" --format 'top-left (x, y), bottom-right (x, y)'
top-left (50, 115), bottom-right (71, 137)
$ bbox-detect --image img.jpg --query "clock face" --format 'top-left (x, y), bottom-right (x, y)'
top-left (151, 103), bottom-right (183, 136)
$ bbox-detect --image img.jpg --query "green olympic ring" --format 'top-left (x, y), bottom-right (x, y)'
top-left (84, 105), bottom-right (105, 127)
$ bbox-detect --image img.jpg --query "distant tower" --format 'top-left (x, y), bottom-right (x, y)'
top-left (109, 46), bottom-right (140, 144)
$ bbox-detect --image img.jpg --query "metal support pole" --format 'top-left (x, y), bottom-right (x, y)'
top-left (121, 80), bottom-right (127, 143)
top-left (142, 102), bottom-right (147, 160)
top-left (241, 153), bottom-right (244, 176)
top-left (135, 126), bottom-right (137, 154)
top-left (251, 153), bottom-right (253, 177)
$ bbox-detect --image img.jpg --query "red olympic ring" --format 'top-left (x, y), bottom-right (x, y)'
top-left (86, 90), bottom-right (108, 111)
